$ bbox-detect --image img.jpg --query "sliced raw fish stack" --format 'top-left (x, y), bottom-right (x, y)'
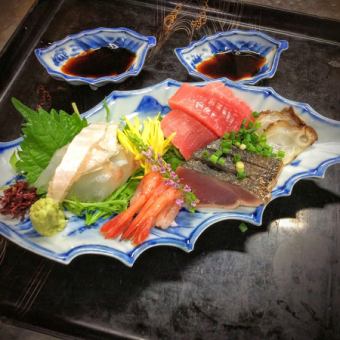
top-left (203, 82), bottom-right (252, 122)
top-left (161, 110), bottom-right (218, 160)
top-left (168, 83), bottom-right (252, 136)
top-left (176, 166), bottom-right (261, 209)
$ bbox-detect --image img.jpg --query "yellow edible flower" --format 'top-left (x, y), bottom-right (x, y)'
top-left (117, 115), bottom-right (174, 173)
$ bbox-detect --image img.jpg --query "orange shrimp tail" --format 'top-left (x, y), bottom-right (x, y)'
top-left (155, 201), bottom-right (181, 229)
top-left (103, 214), bottom-right (134, 239)
top-left (121, 184), bottom-right (167, 240)
top-left (126, 186), bottom-right (180, 243)
top-left (101, 171), bottom-right (163, 239)
top-left (102, 194), bottom-right (146, 238)
top-left (132, 216), bottom-right (155, 245)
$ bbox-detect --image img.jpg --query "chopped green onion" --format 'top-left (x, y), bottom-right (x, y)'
top-left (202, 150), bottom-right (210, 159)
top-left (277, 150), bottom-right (285, 159)
top-left (244, 134), bottom-right (251, 143)
top-left (217, 157), bottom-right (226, 166)
top-left (235, 161), bottom-right (244, 171)
top-left (233, 154), bottom-right (241, 163)
top-left (254, 122), bottom-right (261, 129)
top-left (259, 135), bottom-right (267, 143)
top-left (216, 116), bottom-right (285, 162)
top-left (209, 154), bottom-right (219, 164)
top-left (221, 140), bottom-right (232, 148)
top-left (214, 150), bottom-right (223, 158)
top-left (247, 144), bottom-right (256, 152)
top-left (239, 222), bottom-right (248, 233)
top-left (237, 170), bottom-right (246, 180)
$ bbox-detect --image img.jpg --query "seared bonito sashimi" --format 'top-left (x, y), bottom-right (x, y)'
top-left (193, 140), bottom-right (283, 202)
top-left (176, 166), bottom-right (261, 209)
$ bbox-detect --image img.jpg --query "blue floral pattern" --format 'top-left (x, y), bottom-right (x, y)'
top-left (175, 30), bottom-right (288, 85)
top-left (35, 27), bottom-right (156, 88)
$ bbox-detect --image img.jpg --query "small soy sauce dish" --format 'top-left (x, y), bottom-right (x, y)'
top-left (174, 30), bottom-right (288, 85)
top-left (35, 27), bottom-right (157, 89)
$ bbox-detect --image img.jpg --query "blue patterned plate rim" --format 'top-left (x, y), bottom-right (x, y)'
top-left (34, 27), bottom-right (157, 85)
top-left (174, 29), bottom-right (288, 85)
top-left (0, 78), bottom-right (339, 266)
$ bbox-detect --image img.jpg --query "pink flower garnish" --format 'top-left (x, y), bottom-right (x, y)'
top-left (183, 184), bottom-right (191, 192)
top-left (176, 198), bottom-right (184, 207)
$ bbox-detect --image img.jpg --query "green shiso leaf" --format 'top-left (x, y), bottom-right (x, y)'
top-left (12, 98), bottom-right (88, 184)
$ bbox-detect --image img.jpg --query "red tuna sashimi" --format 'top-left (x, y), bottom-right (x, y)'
top-left (176, 166), bottom-right (261, 209)
top-left (169, 83), bottom-right (251, 136)
top-left (203, 82), bottom-right (252, 122)
top-left (161, 110), bottom-right (218, 160)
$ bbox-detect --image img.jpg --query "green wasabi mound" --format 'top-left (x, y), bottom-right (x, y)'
top-left (30, 197), bottom-right (66, 236)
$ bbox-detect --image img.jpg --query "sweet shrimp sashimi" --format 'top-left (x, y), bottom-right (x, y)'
top-left (101, 172), bottom-right (163, 237)
top-left (168, 83), bottom-right (252, 136)
top-left (101, 172), bottom-right (183, 245)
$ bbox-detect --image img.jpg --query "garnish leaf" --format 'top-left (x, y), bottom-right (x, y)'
top-left (9, 150), bottom-right (19, 171)
top-left (63, 173), bottom-right (141, 225)
top-left (163, 146), bottom-right (184, 171)
top-left (12, 98), bottom-right (88, 184)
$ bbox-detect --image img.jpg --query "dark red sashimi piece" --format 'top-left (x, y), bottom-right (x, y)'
top-left (203, 82), bottom-right (253, 122)
top-left (168, 83), bottom-right (250, 136)
top-left (161, 110), bottom-right (218, 160)
top-left (176, 166), bottom-right (261, 208)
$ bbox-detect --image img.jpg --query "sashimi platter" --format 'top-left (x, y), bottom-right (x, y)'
top-left (1, 76), bottom-right (340, 266)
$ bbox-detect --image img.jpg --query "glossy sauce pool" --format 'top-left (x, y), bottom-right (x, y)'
top-left (196, 51), bottom-right (266, 81)
top-left (61, 47), bottom-right (136, 78)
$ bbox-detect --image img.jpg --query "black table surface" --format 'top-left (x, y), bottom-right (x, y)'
top-left (0, 1), bottom-right (340, 339)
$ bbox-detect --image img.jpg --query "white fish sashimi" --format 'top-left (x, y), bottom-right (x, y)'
top-left (68, 148), bottom-right (135, 202)
top-left (78, 123), bottom-right (120, 176)
top-left (34, 145), bottom-right (68, 191)
top-left (47, 124), bottom-right (114, 202)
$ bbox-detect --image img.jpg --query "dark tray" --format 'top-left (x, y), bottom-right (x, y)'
top-left (0, 0), bottom-right (340, 339)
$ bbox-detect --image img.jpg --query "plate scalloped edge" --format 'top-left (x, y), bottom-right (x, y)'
top-left (0, 78), bottom-right (340, 267)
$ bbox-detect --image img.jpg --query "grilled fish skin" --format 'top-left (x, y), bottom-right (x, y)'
top-left (187, 140), bottom-right (283, 202)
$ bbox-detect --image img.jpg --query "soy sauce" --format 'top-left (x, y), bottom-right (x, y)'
top-left (196, 51), bottom-right (266, 81)
top-left (61, 47), bottom-right (136, 78)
